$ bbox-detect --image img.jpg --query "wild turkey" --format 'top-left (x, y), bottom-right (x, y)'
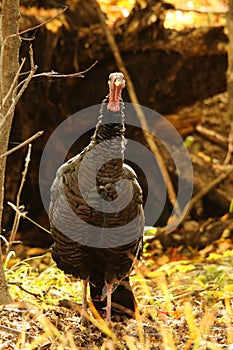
top-left (49, 72), bottom-right (144, 323)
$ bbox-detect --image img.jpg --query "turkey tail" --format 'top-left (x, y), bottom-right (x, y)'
top-left (90, 276), bottom-right (136, 317)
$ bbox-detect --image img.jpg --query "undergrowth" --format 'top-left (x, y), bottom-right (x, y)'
top-left (2, 245), bottom-right (233, 349)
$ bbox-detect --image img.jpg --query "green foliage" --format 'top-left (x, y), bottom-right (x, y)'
top-left (5, 253), bottom-right (82, 307)
top-left (3, 245), bottom-right (233, 349)
top-left (184, 135), bottom-right (195, 148)
top-left (229, 199), bottom-right (233, 213)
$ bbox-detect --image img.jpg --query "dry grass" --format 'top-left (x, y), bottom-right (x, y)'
top-left (1, 239), bottom-right (233, 349)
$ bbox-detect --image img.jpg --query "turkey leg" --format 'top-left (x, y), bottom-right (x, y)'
top-left (81, 279), bottom-right (88, 324)
top-left (105, 281), bottom-right (113, 323)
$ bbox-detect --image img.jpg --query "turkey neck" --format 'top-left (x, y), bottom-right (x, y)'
top-left (90, 103), bottom-right (126, 179)
top-left (95, 102), bottom-right (125, 139)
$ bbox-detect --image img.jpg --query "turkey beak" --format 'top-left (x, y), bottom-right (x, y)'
top-left (114, 77), bottom-right (125, 88)
top-left (113, 77), bottom-right (125, 100)
top-left (107, 73), bottom-right (125, 111)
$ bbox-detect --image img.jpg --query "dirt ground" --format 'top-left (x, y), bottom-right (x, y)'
top-left (1, 91), bottom-right (233, 349)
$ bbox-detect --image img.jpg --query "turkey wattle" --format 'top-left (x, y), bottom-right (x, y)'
top-left (49, 72), bottom-right (145, 323)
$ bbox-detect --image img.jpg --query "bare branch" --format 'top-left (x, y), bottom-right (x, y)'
top-left (14, 5), bottom-right (68, 37)
top-left (173, 5), bottom-right (228, 14)
top-left (31, 60), bottom-right (98, 80)
top-left (8, 201), bottom-right (51, 235)
top-left (0, 62), bottom-right (37, 132)
top-left (0, 44), bottom-right (96, 133)
top-left (224, 123), bottom-right (233, 165)
top-left (2, 57), bottom-right (26, 107)
top-left (0, 324), bottom-right (24, 335)
top-left (1, 52), bottom-right (96, 133)
top-left (0, 45), bottom-right (37, 132)
top-left (0, 130), bottom-right (43, 159)
top-left (183, 165), bottom-right (233, 220)
top-left (15, 64), bottom-right (38, 101)
top-left (17, 61), bottom-right (98, 93)
top-left (7, 202), bottom-right (27, 217)
top-left (196, 125), bottom-right (228, 148)
top-left (8, 282), bottom-right (42, 300)
top-left (6, 144), bottom-right (32, 254)
top-left (29, 43), bottom-right (34, 67)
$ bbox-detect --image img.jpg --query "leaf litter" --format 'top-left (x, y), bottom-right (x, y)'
top-left (0, 236), bottom-right (233, 349)
top-left (1, 91), bottom-right (233, 349)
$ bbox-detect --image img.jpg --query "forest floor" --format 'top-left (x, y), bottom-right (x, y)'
top-left (1, 91), bottom-right (233, 350)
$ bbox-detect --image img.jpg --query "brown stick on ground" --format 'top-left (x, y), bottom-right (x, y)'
top-left (196, 125), bottom-right (228, 148)
top-left (182, 165), bottom-right (233, 221)
top-left (91, 0), bottom-right (179, 217)
top-left (224, 123), bottom-right (233, 165)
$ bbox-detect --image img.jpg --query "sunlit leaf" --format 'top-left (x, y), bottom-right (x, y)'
top-left (229, 199), bottom-right (233, 213)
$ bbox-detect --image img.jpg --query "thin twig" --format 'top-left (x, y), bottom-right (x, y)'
top-left (17, 61), bottom-right (98, 92)
top-left (0, 59), bottom-right (37, 131)
top-left (14, 146), bottom-right (31, 211)
top-left (33, 60), bottom-right (98, 79)
top-left (0, 234), bottom-right (9, 248)
top-left (6, 144), bottom-right (32, 254)
top-left (0, 4), bottom-right (71, 131)
top-left (196, 125), bottom-right (228, 148)
top-left (25, 60), bottom-right (98, 82)
top-left (14, 46), bottom-right (38, 100)
top-left (0, 130), bottom-right (43, 159)
top-left (91, 0), bottom-right (179, 216)
top-left (224, 122), bottom-right (233, 165)
top-left (0, 324), bottom-right (24, 335)
top-left (8, 282), bottom-right (42, 300)
top-left (183, 165), bottom-right (233, 221)
top-left (7, 202), bottom-right (51, 235)
top-left (2, 58), bottom-right (26, 107)
top-left (0, 46), bottom-right (36, 132)
top-left (173, 5), bottom-right (228, 14)
top-left (29, 43), bottom-right (34, 68)
top-left (0, 51), bottom-right (96, 132)
top-left (13, 5), bottom-right (68, 37)
top-left (0, 321), bottom-right (35, 341)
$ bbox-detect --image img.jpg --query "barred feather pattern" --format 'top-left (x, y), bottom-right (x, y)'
top-left (49, 81), bottom-right (144, 319)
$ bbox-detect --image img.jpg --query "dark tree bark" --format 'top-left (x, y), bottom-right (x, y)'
top-left (0, 0), bottom-right (20, 305)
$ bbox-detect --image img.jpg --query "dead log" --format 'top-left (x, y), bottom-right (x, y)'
top-left (18, 2), bottom-right (228, 112)
top-left (149, 216), bottom-right (233, 249)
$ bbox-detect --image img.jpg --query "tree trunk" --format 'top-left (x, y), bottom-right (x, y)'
top-left (227, 0), bottom-right (233, 119)
top-left (0, 0), bottom-right (20, 304)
